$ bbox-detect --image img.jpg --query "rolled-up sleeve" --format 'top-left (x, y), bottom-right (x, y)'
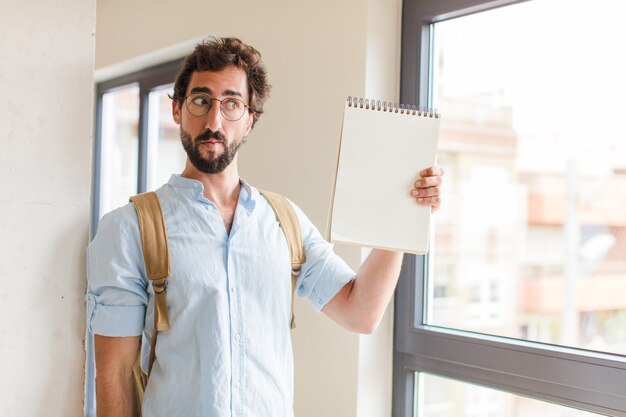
top-left (86, 205), bottom-right (148, 337)
top-left (290, 202), bottom-right (356, 311)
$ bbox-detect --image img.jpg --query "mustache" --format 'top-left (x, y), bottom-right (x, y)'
top-left (196, 129), bottom-right (226, 142)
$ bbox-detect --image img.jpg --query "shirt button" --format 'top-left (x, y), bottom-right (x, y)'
top-left (234, 381), bottom-right (240, 389)
top-left (231, 287), bottom-right (236, 293)
top-left (235, 334), bottom-right (241, 341)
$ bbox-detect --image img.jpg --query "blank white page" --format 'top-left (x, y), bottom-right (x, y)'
top-left (328, 101), bottom-right (440, 254)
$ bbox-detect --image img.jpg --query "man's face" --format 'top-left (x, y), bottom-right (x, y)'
top-left (173, 66), bottom-right (254, 174)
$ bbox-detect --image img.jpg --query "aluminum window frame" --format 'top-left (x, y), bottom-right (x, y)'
top-left (392, 1), bottom-right (626, 416)
top-left (91, 59), bottom-right (181, 236)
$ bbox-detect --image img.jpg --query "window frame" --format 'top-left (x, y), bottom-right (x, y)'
top-left (392, 1), bottom-right (626, 416)
top-left (91, 59), bottom-right (181, 235)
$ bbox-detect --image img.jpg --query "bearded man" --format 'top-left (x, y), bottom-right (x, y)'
top-left (87, 37), bottom-right (444, 417)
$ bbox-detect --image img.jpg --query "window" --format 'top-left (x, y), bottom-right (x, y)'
top-left (418, 373), bottom-right (604, 417)
top-left (394, 1), bottom-right (626, 416)
top-left (92, 60), bottom-right (186, 234)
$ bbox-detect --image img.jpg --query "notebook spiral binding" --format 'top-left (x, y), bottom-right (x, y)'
top-left (346, 96), bottom-right (439, 118)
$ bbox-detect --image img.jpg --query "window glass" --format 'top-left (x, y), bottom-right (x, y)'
top-left (416, 373), bottom-right (603, 417)
top-left (146, 86), bottom-right (186, 191)
top-left (429, 0), bottom-right (626, 354)
top-left (99, 84), bottom-right (139, 217)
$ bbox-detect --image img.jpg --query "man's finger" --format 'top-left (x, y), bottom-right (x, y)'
top-left (411, 186), bottom-right (440, 198)
top-left (414, 176), bottom-right (442, 188)
top-left (419, 166), bottom-right (445, 177)
top-left (415, 196), bottom-right (441, 211)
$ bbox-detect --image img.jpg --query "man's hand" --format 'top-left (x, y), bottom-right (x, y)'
top-left (410, 166), bottom-right (444, 212)
top-left (324, 166), bottom-right (445, 334)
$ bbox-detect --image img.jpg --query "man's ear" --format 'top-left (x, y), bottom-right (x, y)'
top-left (172, 99), bottom-right (181, 125)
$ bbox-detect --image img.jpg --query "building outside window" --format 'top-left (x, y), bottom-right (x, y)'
top-left (394, 1), bottom-right (626, 416)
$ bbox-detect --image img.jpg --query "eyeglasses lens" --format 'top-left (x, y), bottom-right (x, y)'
top-left (185, 94), bottom-right (246, 121)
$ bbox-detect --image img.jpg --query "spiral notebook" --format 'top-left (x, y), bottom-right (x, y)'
top-left (326, 97), bottom-right (441, 255)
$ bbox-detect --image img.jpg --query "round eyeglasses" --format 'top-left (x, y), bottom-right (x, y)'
top-left (183, 93), bottom-right (250, 121)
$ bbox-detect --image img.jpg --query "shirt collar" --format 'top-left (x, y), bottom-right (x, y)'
top-left (167, 174), bottom-right (257, 212)
top-left (238, 178), bottom-right (257, 213)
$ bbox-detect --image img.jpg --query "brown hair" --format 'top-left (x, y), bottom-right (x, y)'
top-left (172, 37), bottom-right (271, 128)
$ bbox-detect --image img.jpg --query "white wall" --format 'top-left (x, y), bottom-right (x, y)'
top-left (95, 1), bottom-right (401, 416)
top-left (0, 1), bottom-right (95, 416)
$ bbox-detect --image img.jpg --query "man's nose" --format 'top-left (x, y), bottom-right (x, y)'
top-left (204, 100), bottom-right (223, 131)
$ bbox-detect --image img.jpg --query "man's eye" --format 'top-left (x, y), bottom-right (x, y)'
top-left (191, 96), bottom-right (210, 106)
top-left (224, 99), bottom-right (241, 110)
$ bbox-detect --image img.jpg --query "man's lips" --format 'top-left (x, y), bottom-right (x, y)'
top-left (199, 138), bottom-right (224, 144)
top-left (199, 139), bottom-right (224, 150)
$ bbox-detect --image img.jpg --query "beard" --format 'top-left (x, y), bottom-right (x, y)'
top-left (180, 127), bottom-right (242, 174)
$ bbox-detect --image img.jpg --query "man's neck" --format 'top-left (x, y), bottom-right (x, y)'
top-left (180, 160), bottom-right (241, 210)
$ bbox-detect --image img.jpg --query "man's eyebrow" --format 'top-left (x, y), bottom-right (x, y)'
top-left (223, 89), bottom-right (243, 98)
top-left (188, 87), bottom-right (243, 98)
top-left (189, 86), bottom-right (213, 95)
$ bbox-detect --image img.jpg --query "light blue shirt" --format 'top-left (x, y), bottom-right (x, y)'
top-left (85, 175), bottom-right (355, 417)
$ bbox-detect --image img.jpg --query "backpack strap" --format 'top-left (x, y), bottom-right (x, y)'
top-left (130, 191), bottom-right (171, 378)
top-left (259, 190), bottom-right (306, 329)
